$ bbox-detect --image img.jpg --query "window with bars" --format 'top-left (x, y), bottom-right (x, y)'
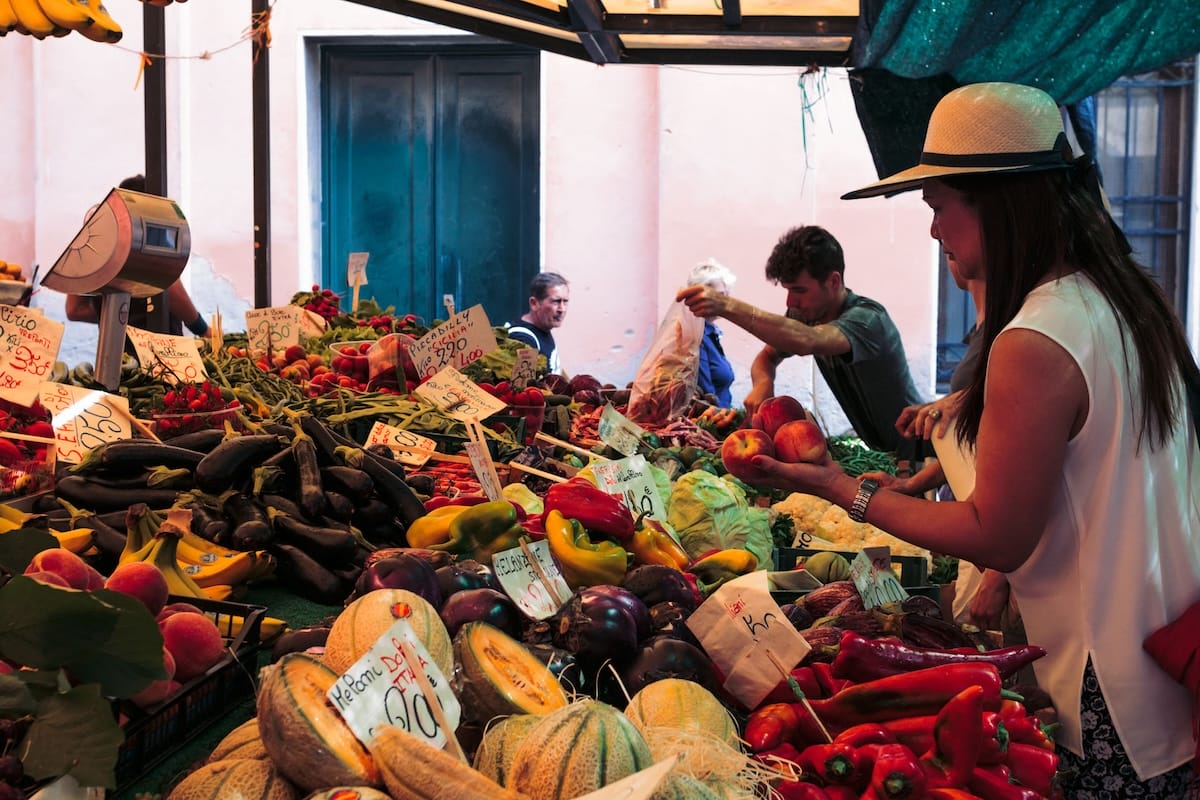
top-left (935, 59), bottom-right (1197, 393)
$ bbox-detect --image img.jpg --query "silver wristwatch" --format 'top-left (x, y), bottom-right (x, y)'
top-left (848, 478), bottom-right (880, 523)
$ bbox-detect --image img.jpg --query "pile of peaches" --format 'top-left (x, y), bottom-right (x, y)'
top-left (720, 395), bottom-right (828, 485)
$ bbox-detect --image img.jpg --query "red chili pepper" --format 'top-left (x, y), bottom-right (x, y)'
top-left (865, 744), bottom-right (926, 799)
top-left (1003, 743), bottom-right (1059, 797)
top-left (927, 790), bottom-right (986, 800)
top-left (812, 661), bottom-right (852, 696)
top-left (746, 703), bottom-right (805, 752)
top-left (775, 780), bottom-right (832, 800)
top-left (422, 494), bottom-right (491, 512)
top-left (808, 663), bottom-right (1003, 730)
top-left (763, 666), bottom-right (827, 705)
top-left (968, 766), bottom-right (1042, 800)
top-left (979, 712), bottom-right (1009, 765)
top-left (796, 742), bottom-right (866, 786)
top-left (997, 701), bottom-right (1056, 751)
top-left (832, 631), bottom-right (1047, 683)
top-left (834, 724), bottom-right (897, 748)
top-left (542, 477), bottom-right (635, 542)
top-left (920, 685), bottom-right (984, 789)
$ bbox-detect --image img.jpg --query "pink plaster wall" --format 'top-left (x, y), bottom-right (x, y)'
top-left (5, 0), bottom-right (942, 430)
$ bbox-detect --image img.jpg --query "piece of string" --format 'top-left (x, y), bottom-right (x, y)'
top-left (127, 1), bottom-right (274, 89)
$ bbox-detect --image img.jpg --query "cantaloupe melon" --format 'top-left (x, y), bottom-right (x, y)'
top-left (165, 758), bottom-right (296, 800)
top-left (207, 717), bottom-right (268, 763)
top-left (454, 622), bottom-right (569, 724)
top-left (624, 678), bottom-right (739, 746)
top-left (324, 589), bottom-right (452, 677)
top-left (472, 714), bottom-right (543, 786)
top-left (651, 773), bottom-right (723, 799)
top-left (256, 653), bottom-right (380, 793)
top-left (507, 700), bottom-right (652, 800)
top-left (367, 723), bottom-right (530, 800)
top-left (303, 788), bottom-right (392, 800)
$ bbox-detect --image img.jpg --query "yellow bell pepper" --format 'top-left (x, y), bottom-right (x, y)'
top-left (545, 509), bottom-right (628, 589)
top-left (405, 504), bottom-right (471, 548)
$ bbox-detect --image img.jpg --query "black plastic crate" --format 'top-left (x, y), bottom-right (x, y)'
top-left (773, 547), bottom-right (930, 587)
top-left (113, 595), bottom-right (267, 794)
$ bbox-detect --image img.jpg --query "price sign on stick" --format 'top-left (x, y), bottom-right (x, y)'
top-left (686, 571), bottom-right (812, 710)
top-left (591, 455), bottom-right (667, 521)
top-left (38, 382), bottom-right (133, 464)
top-left (850, 547), bottom-right (908, 609)
top-left (244, 307), bottom-right (303, 358)
top-left (510, 348), bottom-right (538, 390)
top-left (365, 421), bottom-right (437, 467)
top-left (126, 327), bottom-right (208, 385)
top-left (442, 294), bottom-right (456, 318)
top-left (327, 615), bottom-right (461, 749)
top-left (414, 366), bottom-right (507, 421)
top-left (0, 306), bottom-right (64, 408)
top-left (347, 252), bottom-right (369, 312)
top-left (598, 403), bottom-right (646, 457)
top-left (573, 755), bottom-right (681, 800)
top-left (462, 420), bottom-right (504, 501)
top-left (408, 305), bottom-right (497, 379)
top-left (493, 539), bottom-right (570, 619)
top-left (299, 309), bottom-right (327, 339)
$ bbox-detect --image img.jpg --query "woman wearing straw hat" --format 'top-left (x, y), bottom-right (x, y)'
top-left (753, 82), bottom-right (1200, 795)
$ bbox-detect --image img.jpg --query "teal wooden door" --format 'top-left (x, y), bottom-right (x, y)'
top-left (322, 44), bottom-right (540, 327)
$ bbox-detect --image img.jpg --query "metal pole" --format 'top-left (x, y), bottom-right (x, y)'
top-left (252, 0), bottom-right (272, 308)
top-left (143, 2), bottom-right (171, 332)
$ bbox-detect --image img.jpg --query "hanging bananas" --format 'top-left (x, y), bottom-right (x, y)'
top-left (1, 0), bottom-right (122, 41)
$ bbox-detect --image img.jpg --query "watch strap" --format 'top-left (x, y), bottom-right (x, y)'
top-left (848, 478), bottom-right (880, 523)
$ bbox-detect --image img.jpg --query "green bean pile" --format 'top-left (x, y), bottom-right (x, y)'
top-left (827, 434), bottom-right (897, 477)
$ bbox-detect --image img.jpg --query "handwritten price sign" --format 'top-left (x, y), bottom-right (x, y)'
top-left (38, 382), bottom-right (132, 464)
top-left (126, 327), bottom-right (208, 384)
top-left (510, 348), bottom-right (538, 390)
top-left (492, 540), bottom-right (570, 619)
top-left (0, 305), bottom-right (64, 408)
top-left (347, 252), bottom-right (369, 286)
top-left (408, 305), bottom-right (497, 379)
top-left (413, 366), bottom-right (507, 422)
top-left (327, 617), bottom-right (460, 748)
top-left (686, 571), bottom-right (811, 709)
top-left (850, 547), bottom-right (908, 609)
top-left (365, 421), bottom-right (437, 467)
top-left (244, 306), bottom-right (303, 357)
top-left (591, 454), bottom-right (666, 521)
top-left (598, 403), bottom-right (646, 457)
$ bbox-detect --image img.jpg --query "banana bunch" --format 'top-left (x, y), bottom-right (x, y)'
top-left (121, 506), bottom-right (277, 598)
top-left (0, 0), bottom-right (122, 43)
top-left (0, 503), bottom-right (98, 555)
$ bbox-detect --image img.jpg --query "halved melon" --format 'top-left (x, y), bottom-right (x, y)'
top-left (453, 621), bottom-right (569, 724)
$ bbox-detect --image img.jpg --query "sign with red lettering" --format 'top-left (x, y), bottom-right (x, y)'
top-left (0, 305), bottom-right (64, 407)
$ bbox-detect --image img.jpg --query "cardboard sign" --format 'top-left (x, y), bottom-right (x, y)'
top-left (573, 755), bottom-right (681, 800)
top-left (850, 547), bottom-right (908, 608)
top-left (0, 305), bottom-right (64, 408)
top-left (685, 571), bottom-right (811, 709)
top-left (244, 306), bottom-right (303, 357)
top-left (463, 438), bottom-right (504, 501)
top-left (346, 252), bottom-right (370, 286)
top-left (38, 382), bottom-right (132, 464)
top-left (365, 421), bottom-right (437, 468)
top-left (598, 403), bottom-right (645, 457)
top-left (408, 305), bottom-right (497, 380)
top-left (591, 454), bottom-right (667, 521)
top-left (493, 539), bottom-right (571, 619)
top-left (326, 617), bottom-right (460, 748)
top-left (413, 366), bottom-right (507, 421)
top-left (126, 326), bottom-right (208, 384)
top-left (510, 348), bottom-right (538, 390)
top-left (299, 309), bottom-right (328, 339)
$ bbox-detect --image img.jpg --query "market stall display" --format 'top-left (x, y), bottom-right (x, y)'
top-left (0, 291), bottom-right (1068, 800)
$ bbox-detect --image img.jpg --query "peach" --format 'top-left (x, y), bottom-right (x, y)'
top-left (105, 561), bottom-right (171, 616)
top-left (752, 395), bottom-right (808, 438)
top-left (720, 427), bottom-right (777, 486)
top-left (23, 570), bottom-right (74, 589)
top-left (160, 612), bottom-right (226, 682)
top-left (156, 601), bottom-right (205, 624)
top-left (84, 564), bottom-right (107, 591)
top-left (128, 648), bottom-right (178, 708)
top-left (773, 419), bottom-right (828, 464)
top-left (25, 549), bottom-right (92, 590)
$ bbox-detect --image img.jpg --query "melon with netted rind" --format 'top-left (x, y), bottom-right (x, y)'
top-left (624, 678), bottom-right (739, 746)
top-left (165, 758), bottom-right (297, 800)
top-left (472, 713), bottom-right (543, 786)
top-left (323, 588), bottom-right (452, 677)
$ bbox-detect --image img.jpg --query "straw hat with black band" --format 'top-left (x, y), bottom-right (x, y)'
top-left (842, 82), bottom-right (1128, 252)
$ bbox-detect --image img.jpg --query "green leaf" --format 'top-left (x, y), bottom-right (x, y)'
top-left (0, 528), bottom-right (58, 575)
top-left (65, 590), bottom-right (165, 698)
top-left (0, 577), bottom-right (118, 669)
top-left (0, 673), bottom-right (37, 718)
top-left (19, 683), bottom-right (122, 790)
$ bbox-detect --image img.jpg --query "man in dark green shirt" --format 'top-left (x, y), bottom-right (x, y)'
top-left (676, 224), bottom-right (923, 454)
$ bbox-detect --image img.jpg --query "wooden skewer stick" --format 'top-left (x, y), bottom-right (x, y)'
top-left (518, 536), bottom-right (566, 608)
top-left (394, 636), bottom-right (468, 764)
top-left (764, 648), bottom-right (832, 743)
top-left (108, 403), bottom-right (162, 443)
top-left (534, 431), bottom-right (609, 462)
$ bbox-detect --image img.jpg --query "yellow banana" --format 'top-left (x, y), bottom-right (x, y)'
top-left (180, 550), bottom-right (265, 589)
top-left (51, 527), bottom-right (95, 555)
top-left (77, 0), bottom-right (119, 42)
top-left (9, 0), bottom-right (60, 37)
top-left (0, 0), bottom-right (19, 33)
top-left (143, 528), bottom-right (208, 599)
top-left (217, 613), bottom-right (288, 642)
top-left (200, 584), bottom-right (241, 602)
top-left (34, 0), bottom-right (92, 32)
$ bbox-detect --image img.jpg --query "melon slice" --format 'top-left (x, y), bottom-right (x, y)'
top-left (453, 621), bottom-right (569, 724)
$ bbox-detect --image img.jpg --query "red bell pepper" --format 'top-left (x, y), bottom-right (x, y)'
top-left (807, 662), bottom-right (1003, 730)
top-left (746, 703), bottom-right (806, 752)
top-left (998, 700), bottom-right (1057, 751)
top-left (542, 478), bottom-right (635, 542)
top-left (968, 766), bottom-right (1043, 800)
top-left (1003, 743), bottom-right (1060, 797)
top-left (920, 685), bottom-right (984, 789)
top-left (832, 630), bottom-right (1047, 682)
top-left (821, 786), bottom-right (860, 800)
top-left (865, 744), bottom-right (926, 799)
top-left (795, 742), bottom-right (867, 787)
top-left (811, 661), bottom-right (852, 696)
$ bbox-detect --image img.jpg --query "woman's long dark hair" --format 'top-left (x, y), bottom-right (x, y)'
top-left (946, 166), bottom-right (1200, 450)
